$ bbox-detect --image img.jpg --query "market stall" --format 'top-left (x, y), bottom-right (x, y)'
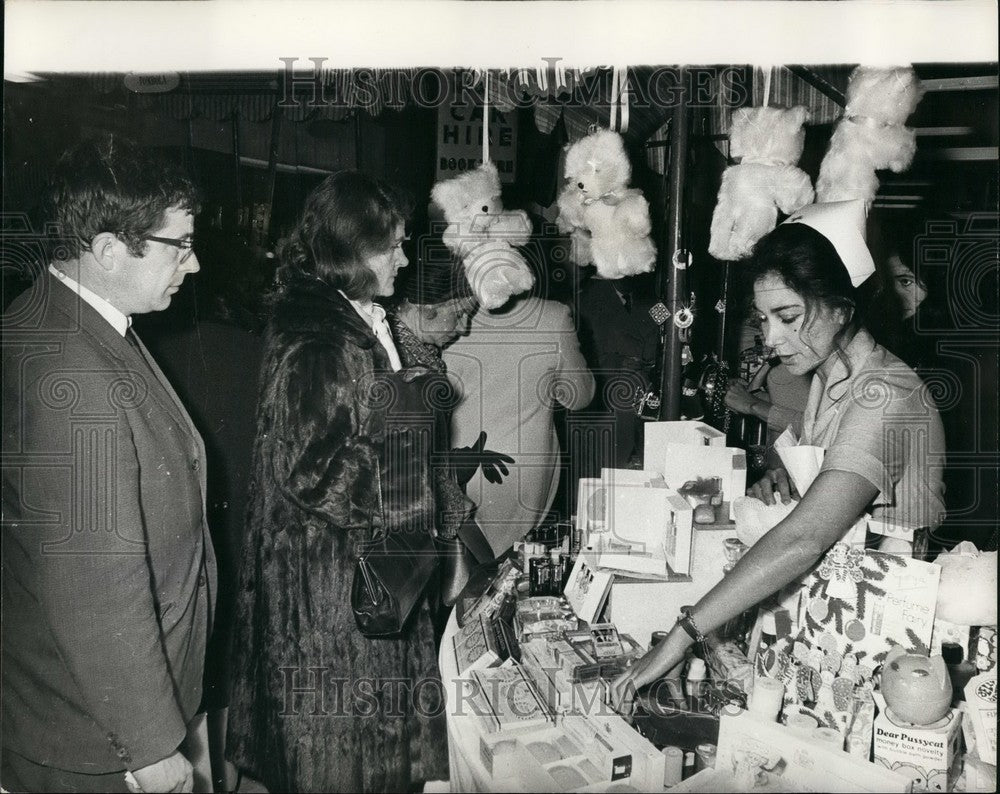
top-left (436, 420), bottom-right (998, 792)
top-left (2, 51), bottom-right (997, 794)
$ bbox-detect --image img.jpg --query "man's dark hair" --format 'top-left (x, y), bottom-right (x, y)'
top-left (45, 133), bottom-right (199, 260)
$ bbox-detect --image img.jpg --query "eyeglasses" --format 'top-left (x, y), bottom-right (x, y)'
top-left (142, 235), bottom-right (196, 263)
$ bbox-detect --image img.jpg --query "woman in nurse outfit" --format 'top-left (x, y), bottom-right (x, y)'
top-left (611, 200), bottom-right (946, 708)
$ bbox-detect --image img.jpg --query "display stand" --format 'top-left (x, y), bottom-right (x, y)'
top-left (440, 609), bottom-right (494, 792)
top-left (608, 514), bottom-right (736, 649)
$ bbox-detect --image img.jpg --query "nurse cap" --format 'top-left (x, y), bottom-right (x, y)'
top-left (782, 199), bottom-right (876, 287)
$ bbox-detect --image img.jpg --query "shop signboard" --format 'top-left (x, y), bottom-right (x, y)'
top-left (436, 95), bottom-right (518, 184)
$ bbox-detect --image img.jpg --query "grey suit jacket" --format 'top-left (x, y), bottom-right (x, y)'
top-left (2, 273), bottom-right (216, 773)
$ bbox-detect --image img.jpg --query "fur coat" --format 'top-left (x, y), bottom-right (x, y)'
top-left (226, 278), bottom-right (448, 793)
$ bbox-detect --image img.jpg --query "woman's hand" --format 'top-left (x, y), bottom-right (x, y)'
top-left (748, 467), bottom-right (799, 505)
top-left (725, 379), bottom-right (769, 419)
top-left (609, 634), bottom-right (686, 715)
top-left (452, 431), bottom-right (515, 487)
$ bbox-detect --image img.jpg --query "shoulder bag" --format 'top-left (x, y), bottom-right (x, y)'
top-left (352, 454), bottom-right (439, 638)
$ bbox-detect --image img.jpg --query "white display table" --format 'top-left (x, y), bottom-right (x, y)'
top-left (438, 609), bottom-right (507, 792)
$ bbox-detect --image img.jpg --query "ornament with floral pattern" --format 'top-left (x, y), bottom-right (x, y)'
top-left (831, 676), bottom-right (857, 710)
top-left (817, 542), bottom-right (866, 600)
top-left (792, 640), bottom-right (812, 664)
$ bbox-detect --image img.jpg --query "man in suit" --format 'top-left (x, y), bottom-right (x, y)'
top-left (2, 135), bottom-right (215, 793)
top-left (444, 293), bottom-right (595, 557)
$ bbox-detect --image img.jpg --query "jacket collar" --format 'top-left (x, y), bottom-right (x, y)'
top-left (47, 264), bottom-right (130, 337)
top-left (270, 277), bottom-right (378, 350)
top-left (36, 273), bottom-right (200, 442)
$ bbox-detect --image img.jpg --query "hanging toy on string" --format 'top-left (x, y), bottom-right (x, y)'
top-left (816, 65), bottom-right (924, 207)
top-left (708, 96), bottom-right (814, 261)
top-left (430, 73), bottom-right (534, 310)
top-left (556, 68), bottom-right (657, 279)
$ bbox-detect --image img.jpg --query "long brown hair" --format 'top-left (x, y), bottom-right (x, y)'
top-left (274, 171), bottom-right (410, 301)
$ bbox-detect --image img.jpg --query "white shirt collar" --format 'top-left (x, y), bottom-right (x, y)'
top-left (339, 290), bottom-right (386, 324)
top-left (337, 290), bottom-right (401, 372)
top-left (49, 263), bottom-right (131, 337)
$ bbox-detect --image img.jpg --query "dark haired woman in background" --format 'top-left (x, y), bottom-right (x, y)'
top-left (226, 172), bottom-right (447, 792)
top-left (868, 212), bottom-right (954, 373)
top-left (869, 213), bottom-right (997, 552)
top-left (612, 201), bottom-right (947, 705)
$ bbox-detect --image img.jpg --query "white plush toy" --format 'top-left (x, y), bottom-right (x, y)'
top-left (816, 65), bottom-right (924, 207)
top-left (431, 162), bottom-right (534, 310)
top-left (556, 129), bottom-right (656, 279)
top-left (934, 541), bottom-right (998, 627)
top-left (708, 105), bottom-right (814, 262)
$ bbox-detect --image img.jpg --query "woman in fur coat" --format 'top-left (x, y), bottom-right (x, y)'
top-left (226, 172), bottom-right (449, 792)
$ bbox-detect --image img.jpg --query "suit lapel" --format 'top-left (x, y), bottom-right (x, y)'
top-left (130, 331), bottom-right (204, 456)
top-left (45, 275), bottom-right (199, 448)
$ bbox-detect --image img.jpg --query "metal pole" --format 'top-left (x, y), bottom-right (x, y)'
top-left (660, 69), bottom-right (688, 421)
top-left (262, 101), bottom-right (283, 246)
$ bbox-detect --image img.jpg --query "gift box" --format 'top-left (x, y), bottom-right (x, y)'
top-left (873, 697), bottom-right (963, 793)
top-left (757, 542), bottom-right (941, 712)
top-left (652, 444), bottom-right (747, 520)
top-left (963, 669), bottom-right (997, 766)
top-left (595, 481), bottom-right (693, 577)
top-left (670, 709), bottom-right (912, 792)
top-left (470, 664), bottom-right (551, 734)
top-left (643, 420), bottom-right (727, 470)
top-left (563, 554), bottom-right (614, 625)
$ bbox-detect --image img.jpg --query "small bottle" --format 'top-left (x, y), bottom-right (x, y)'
top-left (695, 743), bottom-right (717, 772)
top-left (662, 746), bottom-right (684, 787)
top-left (942, 642), bottom-right (977, 704)
top-left (681, 749), bottom-right (697, 780)
top-left (755, 610), bottom-right (778, 661)
top-left (721, 539), bottom-right (753, 645)
top-left (685, 657), bottom-right (709, 711)
top-left (549, 549), bottom-right (563, 595)
top-left (748, 675), bottom-right (785, 721)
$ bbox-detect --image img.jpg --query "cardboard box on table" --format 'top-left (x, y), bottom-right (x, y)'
top-left (963, 669), bottom-right (997, 766)
top-left (671, 709), bottom-right (912, 792)
top-left (873, 694), bottom-right (963, 793)
top-left (574, 471), bottom-right (662, 546)
top-left (477, 710), bottom-right (665, 791)
top-left (606, 525), bottom-right (734, 650)
top-left (643, 438), bottom-right (747, 521)
top-left (643, 420), bottom-right (727, 454)
top-left (593, 479), bottom-right (693, 578)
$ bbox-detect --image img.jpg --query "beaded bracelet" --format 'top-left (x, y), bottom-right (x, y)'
top-left (676, 605), bottom-right (706, 646)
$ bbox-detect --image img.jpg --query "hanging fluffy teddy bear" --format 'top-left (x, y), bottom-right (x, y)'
top-left (556, 129), bottom-right (656, 279)
top-left (708, 105), bottom-right (814, 262)
top-left (816, 66), bottom-right (924, 206)
top-left (431, 162), bottom-right (534, 310)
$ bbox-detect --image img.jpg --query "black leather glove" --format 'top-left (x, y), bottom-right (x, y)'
top-left (452, 431), bottom-right (514, 487)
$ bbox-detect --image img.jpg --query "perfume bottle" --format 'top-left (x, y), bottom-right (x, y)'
top-left (720, 538), bottom-right (754, 648)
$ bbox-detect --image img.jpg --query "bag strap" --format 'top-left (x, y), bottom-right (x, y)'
top-left (359, 455), bottom-right (387, 600)
top-left (373, 454), bottom-right (385, 531)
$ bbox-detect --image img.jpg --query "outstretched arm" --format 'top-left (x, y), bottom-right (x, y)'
top-left (611, 468), bottom-right (878, 708)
